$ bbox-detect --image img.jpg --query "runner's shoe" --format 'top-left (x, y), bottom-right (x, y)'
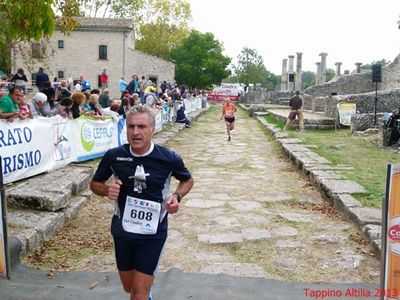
top-left (228, 136), bottom-right (231, 141)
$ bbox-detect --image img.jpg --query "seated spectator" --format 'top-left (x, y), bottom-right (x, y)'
top-left (88, 94), bottom-right (104, 117)
top-left (42, 81), bottom-right (56, 103)
top-left (42, 91), bottom-right (64, 117)
top-left (102, 102), bottom-right (120, 121)
top-left (56, 80), bottom-right (71, 101)
top-left (176, 100), bottom-right (191, 128)
top-left (118, 98), bottom-right (131, 118)
top-left (18, 94), bottom-right (33, 120)
top-left (131, 93), bottom-right (140, 107)
top-left (59, 97), bottom-right (74, 119)
top-left (28, 92), bottom-right (48, 117)
top-left (71, 92), bottom-right (87, 119)
top-left (0, 86), bottom-right (24, 122)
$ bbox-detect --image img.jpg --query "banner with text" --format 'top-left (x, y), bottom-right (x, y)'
top-left (383, 164), bottom-right (400, 299)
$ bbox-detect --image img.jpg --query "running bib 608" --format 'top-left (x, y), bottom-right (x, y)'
top-left (122, 196), bottom-right (161, 235)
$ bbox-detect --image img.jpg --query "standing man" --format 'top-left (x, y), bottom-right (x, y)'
top-left (35, 67), bottom-right (50, 92)
top-left (283, 90), bottom-right (305, 132)
top-left (220, 97), bottom-right (237, 141)
top-left (98, 88), bottom-right (111, 108)
top-left (90, 106), bottom-right (194, 300)
top-left (101, 68), bottom-right (108, 89)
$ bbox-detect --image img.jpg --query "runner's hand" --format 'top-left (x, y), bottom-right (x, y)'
top-left (107, 179), bottom-right (122, 201)
top-left (166, 195), bottom-right (179, 214)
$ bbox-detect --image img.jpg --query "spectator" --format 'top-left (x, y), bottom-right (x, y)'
top-left (35, 67), bottom-right (50, 92)
top-left (42, 81), bottom-right (56, 103)
top-left (126, 75), bottom-right (140, 95)
top-left (56, 80), bottom-right (71, 101)
top-left (18, 94), bottom-right (33, 120)
top-left (98, 88), bottom-right (111, 108)
top-left (80, 76), bottom-right (91, 91)
top-left (71, 92), bottom-right (87, 119)
top-left (118, 98), bottom-right (131, 118)
top-left (28, 92), bottom-right (48, 117)
top-left (160, 80), bottom-right (167, 94)
top-left (119, 77), bottom-right (128, 93)
top-left (88, 94), bottom-right (104, 117)
top-left (139, 75), bottom-right (146, 104)
top-left (100, 68), bottom-right (108, 89)
top-left (59, 97), bottom-right (74, 119)
top-left (176, 100), bottom-right (191, 128)
top-left (0, 86), bottom-right (24, 122)
top-left (11, 68), bottom-right (28, 93)
top-left (102, 102), bottom-right (120, 121)
top-left (75, 81), bottom-right (82, 92)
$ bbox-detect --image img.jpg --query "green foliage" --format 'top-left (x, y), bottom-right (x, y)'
top-left (325, 68), bottom-right (335, 82)
top-left (301, 71), bottom-right (315, 89)
top-left (112, 0), bottom-right (191, 59)
top-left (169, 30), bottom-right (231, 89)
top-left (233, 47), bottom-right (273, 89)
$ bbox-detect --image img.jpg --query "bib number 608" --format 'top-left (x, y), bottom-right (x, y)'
top-left (130, 209), bottom-right (153, 221)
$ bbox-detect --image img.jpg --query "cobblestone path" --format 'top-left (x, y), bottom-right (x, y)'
top-left (159, 105), bottom-right (380, 283)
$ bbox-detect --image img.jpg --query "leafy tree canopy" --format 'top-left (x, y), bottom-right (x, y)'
top-left (169, 30), bottom-right (231, 89)
top-left (111, 0), bottom-right (191, 59)
top-left (233, 47), bottom-right (270, 88)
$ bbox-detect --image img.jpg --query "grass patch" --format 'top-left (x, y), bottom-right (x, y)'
top-left (264, 114), bottom-right (286, 130)
top-left (263, 114), bottom-right (399, 208)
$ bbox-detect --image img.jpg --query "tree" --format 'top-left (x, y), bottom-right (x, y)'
top-left (112, 0), bottom-right (191, 59)
top-left (0, 0), bottom-right (80, 74)
top-left (301, 71), bottom-right (315, 89)
top-left (233, 47), bottom-right (270, 88)
top-left (169, 30), bottom-right (231, 89)
top-left (325, 68), bottom-right (335, 82)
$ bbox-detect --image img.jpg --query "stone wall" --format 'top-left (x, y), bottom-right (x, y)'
top-left (382, 53), bottom-right (400, 90)
top-left (304, 72), bottom-right (376, 97)
top-left (304, 89), bottom-right (400, 119)
top-left (241, 87), bottom-right (268, 103)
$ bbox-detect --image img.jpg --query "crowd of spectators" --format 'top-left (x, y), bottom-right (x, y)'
top-left (0, 70), bottom-right (205, 126)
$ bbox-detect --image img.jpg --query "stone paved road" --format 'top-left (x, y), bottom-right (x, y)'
top-left (158, 105), bottom-right (380, 283)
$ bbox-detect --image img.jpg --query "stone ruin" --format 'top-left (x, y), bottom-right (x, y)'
top-left (242, 51), bottom-right (400, 148)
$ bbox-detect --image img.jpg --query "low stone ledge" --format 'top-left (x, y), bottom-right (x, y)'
top-left (319, 179), bottom-right (366, 196)
top-left (363, 224), bottom-right (382, 240)
top-left (332, 194), bottom-right (362, 214)
top-left (63, 196), bottom-right (88, 220)
top-left (7, 188), bottom-right (72, 212)
top-left (347, 207), bottom-right (382, 226)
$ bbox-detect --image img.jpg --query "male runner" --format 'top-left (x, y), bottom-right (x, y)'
top-left (220, 97), bottom-right (237, 141)
top-left (90, 105), bottom-right (194, 300)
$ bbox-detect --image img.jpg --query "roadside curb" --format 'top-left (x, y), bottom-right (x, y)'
top-left (5, 106), bottom-right (210, 270)
top-left (239, 104), bottom-right (382, 258)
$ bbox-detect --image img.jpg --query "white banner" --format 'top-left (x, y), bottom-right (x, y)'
top-left (67, 115), bottom-right (118, 162)
top-left (1, 117), bottom-right (74, 184)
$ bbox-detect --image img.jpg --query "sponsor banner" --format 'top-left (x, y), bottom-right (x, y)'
top-left (68, 115), bottom-right (117, 162)
top-left (383, 164), bottom-right (400, 299)
top-left (337, 102), bottom-right (356, 126)
top-left (1, 117), bottom-right (74, 184)
top-left (0, 158), bottom-right (9, 278)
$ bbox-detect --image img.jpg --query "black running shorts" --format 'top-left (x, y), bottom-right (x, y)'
top-left (113, 235), bottom-right (166, 275)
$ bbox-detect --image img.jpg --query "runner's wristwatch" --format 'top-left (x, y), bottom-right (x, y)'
top-left (172, 192), bottom-right (182, 203)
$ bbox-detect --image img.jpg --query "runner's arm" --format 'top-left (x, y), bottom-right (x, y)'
top-left (166, 177), bottom-right (194, 214)
top-left (90, 179), bottom-right (122, 201)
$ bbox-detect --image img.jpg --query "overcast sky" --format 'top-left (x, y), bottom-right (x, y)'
top-left (186, 0), bottom-right (400, 75)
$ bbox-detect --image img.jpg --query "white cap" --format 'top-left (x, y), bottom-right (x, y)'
top-left (33, 92), bottom-right (47, 103)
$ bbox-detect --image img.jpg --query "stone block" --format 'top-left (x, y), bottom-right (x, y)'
top-left (198, 233), bottom-right (243, 244)
top-left (333, 194), bottom-right (362, 214)
top-left (7, 189), bottom-right (71, 211)
top-left (320, 180), bottom-right (366, 195)
top-left (347, 207), bottom-right (382, 226)
top-left (63, 196), bottom-right (88, 220)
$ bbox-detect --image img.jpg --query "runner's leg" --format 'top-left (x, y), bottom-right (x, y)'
top-left (119, 269), bottom-right (154, 300)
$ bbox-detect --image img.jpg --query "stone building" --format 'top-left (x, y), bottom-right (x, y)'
top-left (11, 17), bottom-right (175, 98)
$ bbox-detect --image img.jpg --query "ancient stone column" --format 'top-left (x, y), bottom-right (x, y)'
top-left (355, 62), bottom-right (362, 73)
top-left (319, 52), bottom-right (328, 83)
top-left (296, 52), bottom-right (303, 90)
top-left (335, 62), bottom-right (342, 77)
top-left (281, 58), bottom-right (288, 91)
top-left (315, 62), bottom-right (321, 85)
top-left (288, 55), bottom-right (295, 92)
